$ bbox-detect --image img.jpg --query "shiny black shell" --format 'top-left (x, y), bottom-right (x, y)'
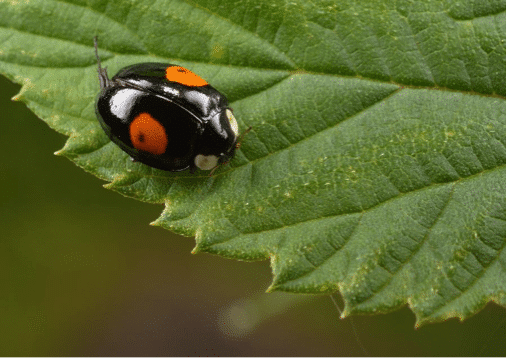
top-left (95, 60), bottom-right (238, 172)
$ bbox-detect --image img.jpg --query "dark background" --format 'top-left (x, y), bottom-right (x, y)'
top-left (0, 74), bottom-right (505, 356)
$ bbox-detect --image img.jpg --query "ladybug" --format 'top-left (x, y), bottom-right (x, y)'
top-left (93, 37), bottom-right (244, 173)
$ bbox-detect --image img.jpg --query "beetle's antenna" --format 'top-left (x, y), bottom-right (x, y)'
top-left (236, 126), bottom-right (252, 149)
top-left (93, 36), bottom-right (110, 89)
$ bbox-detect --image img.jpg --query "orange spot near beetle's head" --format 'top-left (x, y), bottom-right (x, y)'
top-left (165, 66), bottom-right (208, 87)
top-left (129, 113), bottom-right (168, 155)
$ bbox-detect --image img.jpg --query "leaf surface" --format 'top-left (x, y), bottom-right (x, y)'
top-left (0, 0), bottom-right (504, 325)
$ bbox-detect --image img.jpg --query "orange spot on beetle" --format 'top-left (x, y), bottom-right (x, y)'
top-left (165, 66), bottom-right (208, 87)
top-left (129, 113), bottom-right (168, 155)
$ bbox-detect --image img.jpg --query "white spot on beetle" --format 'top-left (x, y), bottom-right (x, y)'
top-left (226, 109), bottom-right (239, 136)
top-left (194, 154), bottom-right (219, 170)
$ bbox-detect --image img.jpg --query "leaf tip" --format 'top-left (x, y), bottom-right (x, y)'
top-left (150, 218), bottom-right (162, 227)
top-left (11, 77), bottom-right (35, 102)
top-left (265, 284), bottom-right (276, 293)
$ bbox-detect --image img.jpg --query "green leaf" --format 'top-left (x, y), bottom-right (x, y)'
top-left (0, 0), bottom-right (504, 325)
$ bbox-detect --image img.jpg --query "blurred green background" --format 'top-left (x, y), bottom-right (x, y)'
top-left (0, 74), bottom-right (504, 356)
